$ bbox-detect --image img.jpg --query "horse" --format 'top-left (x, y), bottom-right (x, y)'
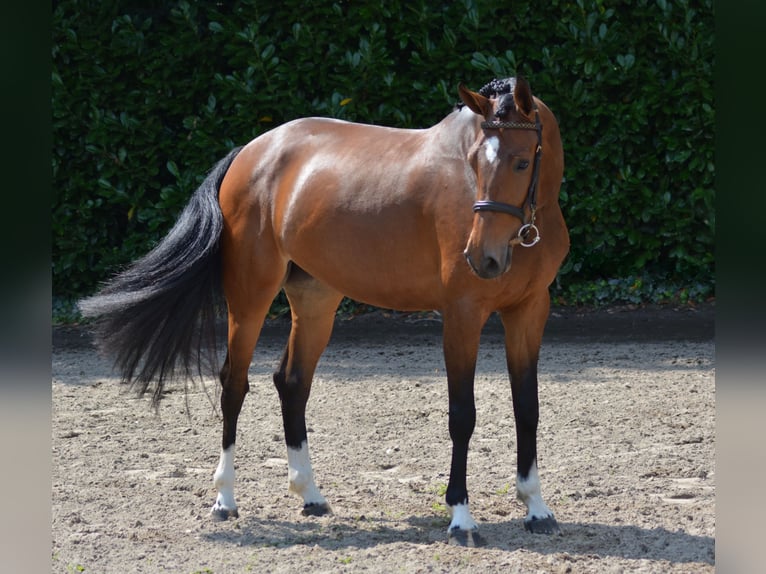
top-left (79, 76), bottom-right (569, 546)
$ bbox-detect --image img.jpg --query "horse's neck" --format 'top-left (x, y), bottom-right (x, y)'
top-left (427, 107), bottom-right (481, 159)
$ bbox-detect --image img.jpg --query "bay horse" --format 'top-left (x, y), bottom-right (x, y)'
top-left (79, 76), bottom-right (569, 546)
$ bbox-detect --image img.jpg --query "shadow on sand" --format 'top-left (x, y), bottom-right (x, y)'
top-left (201, 513), bottom-right (714, 565)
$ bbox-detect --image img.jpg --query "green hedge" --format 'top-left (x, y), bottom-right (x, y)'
top-left (52, 0), bottom-right (714, 307)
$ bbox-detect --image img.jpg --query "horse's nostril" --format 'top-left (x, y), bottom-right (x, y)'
top-left (483, 256), bottom-right (500, 275)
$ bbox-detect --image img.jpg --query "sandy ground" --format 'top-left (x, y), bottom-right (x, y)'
top-left (52, 306), bottom-right (714, 573)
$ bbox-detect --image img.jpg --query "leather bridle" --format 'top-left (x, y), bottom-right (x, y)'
top-left (472, 106), bottom-right (543, 247)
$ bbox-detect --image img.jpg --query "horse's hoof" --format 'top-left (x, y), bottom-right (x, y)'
top-left (301, 502), bottom-right (331, 517)
top-left (210, 506), bottom-right (239, 521)
top-left (524, 515), bottom-right (561, 534)
top-left (447, 528), bottom-right (486, 547)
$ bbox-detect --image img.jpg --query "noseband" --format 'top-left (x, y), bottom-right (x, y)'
top-left (472, 106), bottom-right (543, 248)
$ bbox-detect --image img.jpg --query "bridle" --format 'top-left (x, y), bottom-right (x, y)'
top-left (472, 105), bottom-right (543, 248)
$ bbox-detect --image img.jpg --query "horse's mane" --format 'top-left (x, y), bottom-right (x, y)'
top-left (477, 77), bottom-right (517, 98)
top-left (454, 77), bottom-right (518, 113)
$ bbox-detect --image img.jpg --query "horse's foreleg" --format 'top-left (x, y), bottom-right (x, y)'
top-left (274, 272), bottom-right (342, 515)
top-left (509, 360), bottom-right (559, 534)
top-left (441, 308), bottom-right (487, 546)
top-left (500, 292), bottom-right (560, 534)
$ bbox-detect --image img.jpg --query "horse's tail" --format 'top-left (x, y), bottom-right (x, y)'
top-left (78, 146), bottom-right (243, 403)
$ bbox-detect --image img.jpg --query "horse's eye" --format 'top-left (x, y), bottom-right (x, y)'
top-left (515, 159), bottom-right (530, 171)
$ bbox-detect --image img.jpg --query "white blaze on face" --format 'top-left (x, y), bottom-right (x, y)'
top-left (484, 136), bottom-right (500, 164)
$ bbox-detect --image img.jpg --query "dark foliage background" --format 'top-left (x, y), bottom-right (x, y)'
top-left (52, 0), bottom-right (714, 314)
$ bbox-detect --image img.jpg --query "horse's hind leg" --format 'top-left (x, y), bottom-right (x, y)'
top-left (499, 291), bottom-right (560, 534)
top-left (211, 235), bottom-right (288, 520)
top-left (274, 265), bottom-right (342, 515)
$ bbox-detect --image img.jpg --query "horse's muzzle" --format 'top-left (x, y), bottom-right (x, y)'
top-left (463, 248), bottom-right (511, 279)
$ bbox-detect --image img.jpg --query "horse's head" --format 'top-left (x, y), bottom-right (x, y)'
top-left (459, 77), bottom-right (547, 279)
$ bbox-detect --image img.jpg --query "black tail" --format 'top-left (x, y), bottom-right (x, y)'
top-left (79, 146), bottom-right (243, 403)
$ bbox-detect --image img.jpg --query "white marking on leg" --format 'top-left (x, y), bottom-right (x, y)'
top-left (516, 461), bottom-right (554, 521)
top-left (447, 502), bottom-right (479, 532)
top-left (484, 136), bottom-right (500, 163)
top-left (287, 441), bottom-right (327, 507)
top-left (211, 445), bottom-right (237, 516)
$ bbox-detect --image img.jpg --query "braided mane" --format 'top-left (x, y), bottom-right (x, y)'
top-left (455, 77), bottom-right (518, 116)
top-left (477, 77), bottom-right (517, 98)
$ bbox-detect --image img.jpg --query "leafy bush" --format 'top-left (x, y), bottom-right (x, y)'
top-left (536, 0), bottom-right (715, 305)
top-left (52, 0), bottom-right (714, 309)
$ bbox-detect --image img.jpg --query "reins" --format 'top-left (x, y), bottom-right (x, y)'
top-left (473, 106), bottom-right (543, 248)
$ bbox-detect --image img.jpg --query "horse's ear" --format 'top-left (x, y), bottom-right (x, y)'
top-left (458, 83), bottom-right (492, 118)
top-left (513, 76), bottom-right (534, 117)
